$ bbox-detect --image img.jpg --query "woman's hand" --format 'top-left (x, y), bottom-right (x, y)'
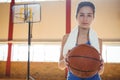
top-left (64, 53), bottom-right (69, 67)
top-left (98, 58), bottom-right (104, 75)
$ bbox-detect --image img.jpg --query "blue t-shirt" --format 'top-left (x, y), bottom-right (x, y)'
top-left (67, 71), bottom-right (101, 80)
top-left (67, 41), bottom-right (101, 80)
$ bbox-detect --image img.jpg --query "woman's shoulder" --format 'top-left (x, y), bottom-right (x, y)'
top-left (98, 38), bottom-right (102, 43)
top-left (63, 34), bottom-right (69, 39)
top-left (98, 38), bottom-right (102, 41)
top-left (61, 34), bottom-right (70, 46)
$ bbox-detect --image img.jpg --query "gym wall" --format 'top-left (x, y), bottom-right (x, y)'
top-left (0, 0), bottom-right (120, 42)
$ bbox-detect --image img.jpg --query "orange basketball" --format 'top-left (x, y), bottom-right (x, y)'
top-left (66, 44), bottom-right (101, 78)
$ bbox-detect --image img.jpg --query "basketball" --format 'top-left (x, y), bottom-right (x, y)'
top-left (66, 44), bottom-right (101, 78)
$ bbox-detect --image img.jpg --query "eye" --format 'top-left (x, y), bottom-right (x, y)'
top-left (88, 15), bottom-right (92, 17)
top-left (80, 15), bottom-right (84, 17)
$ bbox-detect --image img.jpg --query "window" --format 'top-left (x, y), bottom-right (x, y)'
top-left (11, 44), bottom-right (28, 61)
top-left (0, 42), bottom-right (120, 63)
top-left (31, 44), bottom-right (60, 62)
top-left (11, 43), bottom-right (61, 62)
top-left (0, 0), bottom-right (11, 2)
top-left (102, 43), bottom-right (120, 63)
top-left (0, 44), bottom-right (8, 61)
top-left (0, 0), bottom-right (64, 3)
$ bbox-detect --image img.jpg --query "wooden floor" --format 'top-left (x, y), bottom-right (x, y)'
top-left (0, 79), bottom-right (26, 80)
top-left (0, 61), bottom-right (120, 80)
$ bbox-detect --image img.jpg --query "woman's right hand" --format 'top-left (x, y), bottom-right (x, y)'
top-left (64, 57), bottom-right (69, 66)
top-left (64, 52), bottom-right (70, 67)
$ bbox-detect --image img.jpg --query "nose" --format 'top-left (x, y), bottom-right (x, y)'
top-left (83, 16), bottom-right (88, 23)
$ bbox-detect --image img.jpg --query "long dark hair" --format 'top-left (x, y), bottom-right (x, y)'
top-left (76, 1), bottom-right (95, 18)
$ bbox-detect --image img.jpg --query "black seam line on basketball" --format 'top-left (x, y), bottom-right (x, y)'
top-left (68, 56), bottom-right (101, 62)
top-left (69, 65), bottom-right (96, 72)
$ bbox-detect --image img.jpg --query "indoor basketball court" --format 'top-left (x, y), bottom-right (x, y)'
top-left (0, 0), bottom-right (120, 80)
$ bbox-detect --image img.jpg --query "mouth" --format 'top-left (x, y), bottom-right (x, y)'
top-left (82, 23), bottom-right (90, 26)
top-left (82, 23), bottom-right (89, 25)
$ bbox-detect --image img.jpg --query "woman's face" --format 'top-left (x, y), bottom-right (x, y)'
top-left (76, 6), bottom-right (94, 29)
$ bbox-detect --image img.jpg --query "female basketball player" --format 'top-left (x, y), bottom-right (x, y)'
top-left (58, 1), bottom-right (104, 80)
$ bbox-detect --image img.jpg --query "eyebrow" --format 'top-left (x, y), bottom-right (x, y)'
top-left (80, 13), bottom-right (93, 14)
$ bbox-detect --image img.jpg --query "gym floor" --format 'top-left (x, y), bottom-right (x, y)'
top-left (0, 62), bottom-right (120, 80)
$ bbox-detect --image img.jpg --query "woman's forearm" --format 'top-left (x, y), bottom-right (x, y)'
top-left (58, 59), bottom-right (66, 70)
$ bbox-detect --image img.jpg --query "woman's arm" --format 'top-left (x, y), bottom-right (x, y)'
top-left (98, 38), bottom-right (104, 75)
top-left (58, 34), bottom-right (69, 70)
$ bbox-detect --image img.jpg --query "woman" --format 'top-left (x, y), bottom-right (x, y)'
top-left (58, 1), bottom-right (104, 80)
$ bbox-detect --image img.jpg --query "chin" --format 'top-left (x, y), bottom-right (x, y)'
top-left (80, 26), bottom-right (90, 29)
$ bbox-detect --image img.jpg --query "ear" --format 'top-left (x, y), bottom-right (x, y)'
top-left (92, 16), bottom-right (95, 22)
top-left (93, 14), bottom-right (96, 19)
top-left (76, 16), bottom-right (78, 20)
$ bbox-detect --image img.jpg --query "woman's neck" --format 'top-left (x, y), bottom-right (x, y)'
top-left (79, 26), bottom-right (89, 35)
top-left (76, 26), bottom-right (90, 45)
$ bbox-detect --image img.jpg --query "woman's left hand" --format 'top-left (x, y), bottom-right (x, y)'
top-left (98, 59), bottom-right (104, 75)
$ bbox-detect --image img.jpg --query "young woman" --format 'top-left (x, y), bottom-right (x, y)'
top-left (58, 1), bottom-right (104, 80)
